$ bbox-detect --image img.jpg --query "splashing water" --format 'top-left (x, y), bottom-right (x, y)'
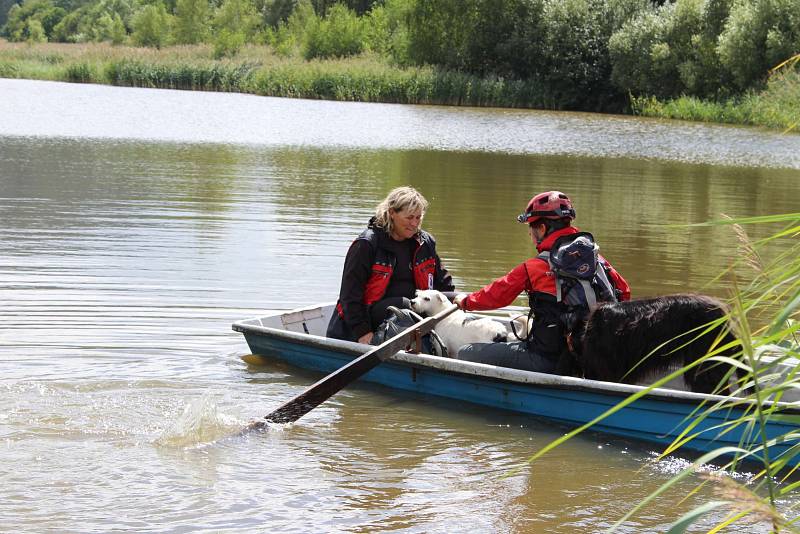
top-left (155, 395), bottom-right (244, 448)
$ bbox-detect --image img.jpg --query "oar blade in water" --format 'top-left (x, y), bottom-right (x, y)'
top-left (255, 303), bottom-right (459, 426)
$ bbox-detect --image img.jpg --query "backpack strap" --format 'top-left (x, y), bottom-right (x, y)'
top-left (536, 251), bottom-right (563, 302)
top-left (580, 279), bottom-right (597, 308)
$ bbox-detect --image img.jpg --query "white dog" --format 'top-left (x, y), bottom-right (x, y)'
top-left (508, 313), bottom-right (532, 340)
top-left (410, 290), bottom-right (509, 357)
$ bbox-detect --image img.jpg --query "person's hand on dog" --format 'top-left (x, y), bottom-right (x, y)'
top-left (358, 332), bottom-right (374, 345)
top-left (453, 293), bottom-right (468, 310)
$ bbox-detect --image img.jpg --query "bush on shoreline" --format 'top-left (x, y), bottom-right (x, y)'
top-left (632, 54), bottom-right (799, 132)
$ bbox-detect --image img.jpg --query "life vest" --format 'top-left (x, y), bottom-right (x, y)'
top-left (524, 274), bottom-right (564, 359)
top-left (336, 227), bottom-right (437, 318)
top-left (361, 228), bottom-right (437, 304)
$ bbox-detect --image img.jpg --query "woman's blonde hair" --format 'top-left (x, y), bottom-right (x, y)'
top-left (374, 186), bottom-right (429, 236)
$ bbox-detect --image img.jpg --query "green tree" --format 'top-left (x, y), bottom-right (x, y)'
top-left (50, 6), bottom-right (81, 40)
top-left (406, 0), bottom-right (478, 70)
top-left (94, 10), bottom-right (115, 38)
top-left (467, 0), bottom-right (548, 78)
top-left (25, 16), bottom-right (46, 39)
top-left (0, 0), bottom-right (22, 28)
top-left (131, 1), bottom-right (171, 47)
top-left (213, 0), bottom-right (258, 38)
top-left (38, 1), bottom-right (65, 32)
top-left (109, 11), bottom-right (126, 42)
top-left (608, 7), bottom-right (666, 96)
top-left (540, 0), bottom-right (649, 109)
top-left (262, 0), bottom-right (295, 28)
top-left (212, 26), bottom-right (244, 56)
top-left (364, 0), bottom-right (413, 64)
top-left (173, 0), bottom-right (209, 43)
top-left (2, 0), bottom-right (64, 41)
top-left (263, 0), bottom-right (314, 56)
top-left (209, 0), bottom-right (258, 57)
top-left (214, 0), bottom-right (259, 37)
top-left (717, 0), bottom-right (800, 91)
top-left (91, 9), bottom-right (128, 42)
top-left (404, 0), bottom-right (647, 109)
top-left (608, 0), bottom-right (743, 100)
top-left (311, 0), bottom-right (376, 16)
top-left (50, 0), bottom-right (137, 43)
top-left (303, 2), bottom-right (364, 59)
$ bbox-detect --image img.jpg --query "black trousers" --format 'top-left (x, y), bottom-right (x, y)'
top-left (457, 341), bottom-right (559, 374)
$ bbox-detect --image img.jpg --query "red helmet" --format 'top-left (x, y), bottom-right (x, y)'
top-left (517, 191), bottom-right (576, 224)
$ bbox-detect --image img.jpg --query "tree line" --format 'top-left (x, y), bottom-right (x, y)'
top-left (2, 0), bottom-right (799, 112)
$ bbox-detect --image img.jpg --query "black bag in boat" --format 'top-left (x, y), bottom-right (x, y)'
top-left (371, 306), bottom-right (449, 358)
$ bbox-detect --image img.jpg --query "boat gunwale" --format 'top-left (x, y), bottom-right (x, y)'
top-left (232, 313), bottom-right (800, 415)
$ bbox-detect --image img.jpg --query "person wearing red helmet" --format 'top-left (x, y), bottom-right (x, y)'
top-left (454, 191), bottom-right (630, 373)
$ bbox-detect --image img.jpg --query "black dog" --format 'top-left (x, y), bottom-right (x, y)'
top-left (564, 294), bottom-right (741, 394)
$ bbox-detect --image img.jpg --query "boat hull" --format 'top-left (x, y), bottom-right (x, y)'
top-left (235, 315), bottom-right (800, 466)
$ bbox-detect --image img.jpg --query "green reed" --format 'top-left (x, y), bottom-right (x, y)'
top-left (64, 61), bottom-right (97, 83)
top-left (0, 41), bottom-right (560, 109)
top-left (648, 215), bottom-right (800, 533)
top-left (2, 40), bottom-right (797, 127)
top-left (248, 60), bottom-right (547, 107)
top-left (104, 60), bottom-right (261, 92)
top-left (522, 214), bottom-right (800, 533)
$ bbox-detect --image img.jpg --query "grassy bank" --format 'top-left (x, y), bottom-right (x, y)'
top-left (1, 41), bottom-right (798, 131)
top-left (0, 41), bottom-right (550, 108)
top-left (631, 56), bottom-right (800, 133)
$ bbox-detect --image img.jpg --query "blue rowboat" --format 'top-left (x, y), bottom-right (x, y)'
top-left (233, 303), bottom-right (800, 465)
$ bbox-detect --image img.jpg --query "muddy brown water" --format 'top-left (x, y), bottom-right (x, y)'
top-left (2, 78), bottom-right (799, 532)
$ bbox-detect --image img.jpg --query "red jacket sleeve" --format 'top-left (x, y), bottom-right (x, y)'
top-left (463, 263), bottom-right (530, 311)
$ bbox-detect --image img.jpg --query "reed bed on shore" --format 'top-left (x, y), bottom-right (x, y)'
top-left (246, 59), bottom-right (547, 106)
top-left (0, 41), bottom-right (548, 108)
top-left (1, 41), bottom-right (797, 129)
top-left (632, 55), bottom-right (800, 133)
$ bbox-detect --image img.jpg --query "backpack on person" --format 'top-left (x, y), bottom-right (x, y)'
top-left (537, 232), bottom-right (619, 336)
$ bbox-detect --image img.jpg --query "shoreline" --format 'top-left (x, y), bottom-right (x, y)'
top-left (1, 42), bottom-right (797, 133)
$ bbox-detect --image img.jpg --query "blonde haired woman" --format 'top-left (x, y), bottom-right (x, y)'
top-left (327, 186), bottom-right (455, 344)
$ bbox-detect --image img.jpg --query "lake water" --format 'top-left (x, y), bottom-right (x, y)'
top-left (1, 78), bottom-right (799, 532)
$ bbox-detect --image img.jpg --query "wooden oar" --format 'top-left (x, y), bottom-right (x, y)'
top-left (251, 302), bottom-right (459, 427)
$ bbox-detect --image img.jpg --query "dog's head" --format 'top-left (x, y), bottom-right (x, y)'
top-left (410, 289), bottom-right (449, 316)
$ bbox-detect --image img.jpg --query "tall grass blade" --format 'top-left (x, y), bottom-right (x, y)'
top-left (665, 501), bottom-right (730, 534)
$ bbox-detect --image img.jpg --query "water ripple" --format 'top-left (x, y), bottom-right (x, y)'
top-left (1, 79), bottom-right (798, 168)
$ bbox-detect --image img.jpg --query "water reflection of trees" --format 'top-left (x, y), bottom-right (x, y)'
top-left (262, 147), bottom-right (800, 298)
top-left (39, 140), bottom-right (786, 300)
top-left (1, 137), bottom-right (242, 220)
top-left (7, 135), bottom-right (797, 304)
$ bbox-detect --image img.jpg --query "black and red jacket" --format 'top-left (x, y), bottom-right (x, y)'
top-left (461, 226), bottom-right (630, 358)
top-left (327, 220), bottom-right (454, 342)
